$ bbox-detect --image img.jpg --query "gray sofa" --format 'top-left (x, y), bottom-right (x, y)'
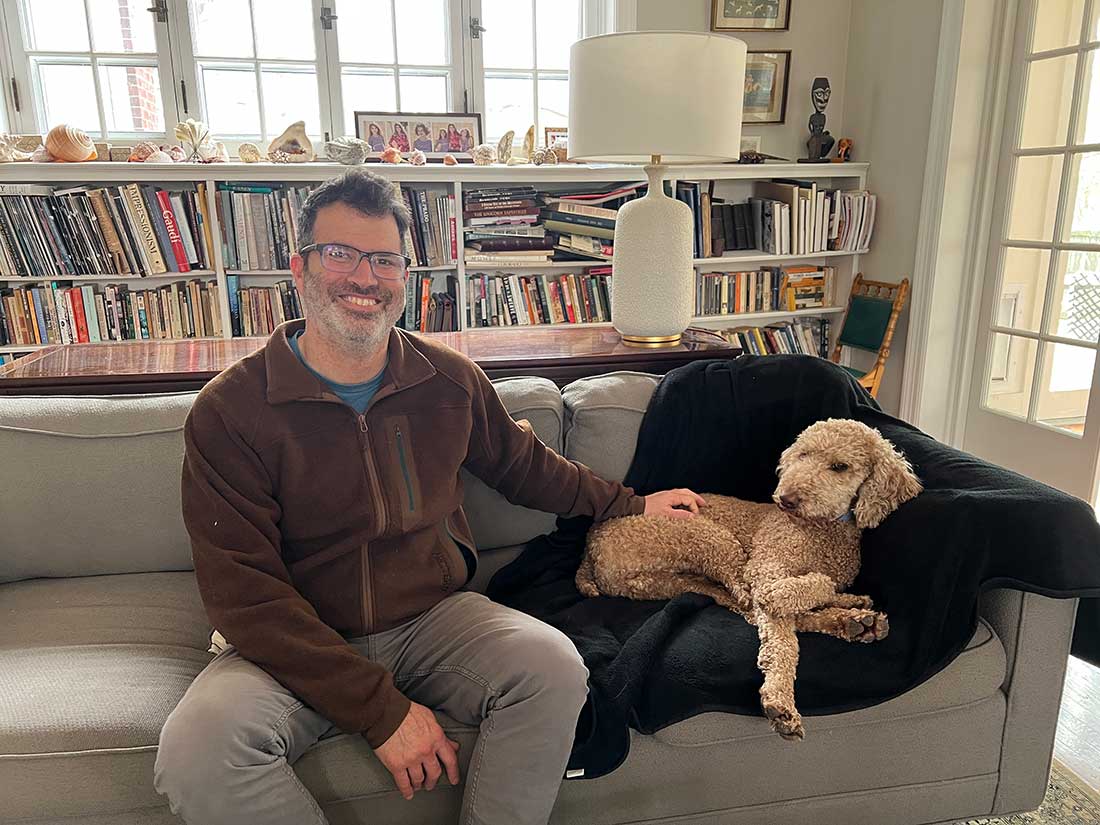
top-left (0, 371), bottom-right (1078, 825)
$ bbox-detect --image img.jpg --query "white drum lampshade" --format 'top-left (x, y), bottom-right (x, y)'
top-left (569, 32), bottom-right (746, 345)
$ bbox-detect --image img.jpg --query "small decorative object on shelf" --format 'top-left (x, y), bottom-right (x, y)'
top-left (167, 145), bottom-right (186, 162)
top-left (146, 150), bottom-right (174, 163)
top-left (0, 134), bottom-right (32, 163)
top-left (496, 131), bottom-right (514, 164)
top-left (471, 143), bottom-right (496, 166)
top-left (128, 141), bottom-right (159, 162)
top-left (739, 150), bottom-right (765, 164)
top-left (237, 142), bottom-right (262, 163)
top-left (834, 137), bottom-right (853, 162)
top-left (530, 147), bottom-right (558, 165)
top-left (443, 153), bottom-right (458, 165)
top-left (268, 149), bottom-right (291, 163)
top-left (354, 110), bottom-right (482, 162)
top-left (799, 77), bottom-right (836, 163)
top-left (108, 146), bottom-right (131, 162)
top-left (267, 121), bottom-right (314, 163)
top-left (45, 125), bottom-right (96, 162)
top-left (380, 146), bottom-right (403, 163)
top-left (175, 118), bottom-right (224, 163)
top-left (409, 148), bottom-right (427, 166)
top-left (325, 136), bottom-right (369, 165)
top-left (94, 142), bottom-right (110, 161)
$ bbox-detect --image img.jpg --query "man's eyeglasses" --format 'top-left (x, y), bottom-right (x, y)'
top-left (299, 243), bottom-right (411, 280)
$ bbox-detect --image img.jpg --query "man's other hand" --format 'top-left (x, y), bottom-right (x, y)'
top-left (374, 702), bottom-right (461, 800)
top-left (644, 488), bottom-right (706, 519)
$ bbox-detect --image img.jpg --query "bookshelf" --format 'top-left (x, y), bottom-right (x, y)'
top-left (0, 161), bottom-right (870, 365)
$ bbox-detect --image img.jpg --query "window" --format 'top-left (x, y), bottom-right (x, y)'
top-left (0, 0), bottom-right (622, 144)
top-left (3, 0), bottom-right (175, 138)
top-left (983, 0), bottom-right (1100, 433)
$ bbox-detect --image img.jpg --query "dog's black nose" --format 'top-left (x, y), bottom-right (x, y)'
top-left (778, 494), bottom-right (800, 511)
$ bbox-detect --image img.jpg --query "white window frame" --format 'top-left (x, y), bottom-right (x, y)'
top-left (0, 0), bottom-right (179, 140)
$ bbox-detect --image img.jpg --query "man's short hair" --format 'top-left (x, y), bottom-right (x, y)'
top-left (298, 169), bottom-right (411, 247)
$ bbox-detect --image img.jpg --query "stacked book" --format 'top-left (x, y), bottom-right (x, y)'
top-left (0, 278), bottom-right (222, 345)
top-left (751, 180), bottom-right (876, 255)
top-left (462, 186), bottom-right (550, 267)
top-left (400, 185), bottom-right (457, 268)
top-left (0, 183), bottom-right (214, 277)
top-left (467, 268), bottom-right (612, 327)
top-left (721, 317), bottom-right (831, 359)
top-left (225, 275), bottom-right (302, 337)
top-left (400, 273), bottom-right (458, 333)
top-left (541, 183), bottom-right (644, 261)
top-left (696, 265), bottom-right (837, 317)
top-left (216, 182), bottom-right (313, 271)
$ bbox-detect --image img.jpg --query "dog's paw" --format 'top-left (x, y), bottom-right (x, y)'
top-left (761, 696), bottom-right (804, 741)
top-left (839, 609), bottom-right (889, 643)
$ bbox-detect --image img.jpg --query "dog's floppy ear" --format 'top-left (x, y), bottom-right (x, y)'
top-left (854, 431), bottom-right (922, 529)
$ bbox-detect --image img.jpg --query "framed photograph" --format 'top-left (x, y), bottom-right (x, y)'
top-left (544, 126), bottom-right (568, 148)
top-left (711, 0), bottom-right (791, 31)
top-left (354, 111), bottom-right (483, 162)
top-left (742, 51), bottom-right (791, 124)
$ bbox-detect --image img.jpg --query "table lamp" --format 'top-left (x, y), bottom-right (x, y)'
top-left (569, 32), bottom-right (746, 346)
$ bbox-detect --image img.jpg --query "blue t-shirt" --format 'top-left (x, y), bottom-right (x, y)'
top-left (289, 330), bottom-right (386, 414)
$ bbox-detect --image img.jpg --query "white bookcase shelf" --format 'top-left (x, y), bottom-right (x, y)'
top-left (0, 161), bottom-right (869, 354)
top-left (692, 306), bottom-right (847, 326)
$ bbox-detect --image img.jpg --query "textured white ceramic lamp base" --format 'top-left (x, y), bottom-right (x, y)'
top-left (610, 165), bottom-right (694, 347)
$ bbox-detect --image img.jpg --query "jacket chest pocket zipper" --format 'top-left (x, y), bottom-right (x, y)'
top-left (395, 426), bottom-right (416, 513)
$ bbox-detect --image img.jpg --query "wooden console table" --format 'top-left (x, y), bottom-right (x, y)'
top-left (0, 325), bottom-right (740, 395)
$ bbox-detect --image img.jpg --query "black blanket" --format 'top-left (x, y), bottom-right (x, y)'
top-left (486, 355), bottom-right (1100, 779)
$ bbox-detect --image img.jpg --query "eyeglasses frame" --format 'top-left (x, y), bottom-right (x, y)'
top-left (298, 242), bottom-right (412, 280)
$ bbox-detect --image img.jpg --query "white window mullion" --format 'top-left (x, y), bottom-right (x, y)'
top-left (167, 0), bottom-right (200, 120)
top-left (448, 0), bottom-right (468, 111)
top-left (388, 0), bottom-right (402, 110)
top-left (464, 0), bottom-right (485, 118)
top-left (3, 2), bottom-right (46, 135)
top-left (316, 0), bottom-right (341, 141)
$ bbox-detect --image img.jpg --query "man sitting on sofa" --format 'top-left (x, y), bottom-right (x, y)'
top-left (154, 169), bottom-right (705, 825)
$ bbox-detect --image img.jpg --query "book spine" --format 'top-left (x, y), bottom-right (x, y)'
top-left (155, 190), bottom-right (191, 272)
top-left (124, 184), bottom-right (168, 273)
top-left (68, 288), bottom-right (90, 343)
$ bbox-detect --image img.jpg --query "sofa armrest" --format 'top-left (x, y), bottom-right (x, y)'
top-left (978, 588), bottom-right (1078, 815)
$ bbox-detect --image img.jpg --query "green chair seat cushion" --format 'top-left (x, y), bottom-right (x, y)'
top-left (839, 295), bottom-right (894, 352)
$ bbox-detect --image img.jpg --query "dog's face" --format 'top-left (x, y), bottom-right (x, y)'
top-left (773, 419), bottom-right (922, 529)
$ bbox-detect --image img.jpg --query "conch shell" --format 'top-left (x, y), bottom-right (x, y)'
top-left (268, 121), bottom-right (314, 162)
top-left (45, 124), bottom-right (96, 162)
top-left (0, 134), bottom-right (32, 162)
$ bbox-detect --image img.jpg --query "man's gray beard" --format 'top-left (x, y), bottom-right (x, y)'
top-left (301, 267), bottom-right (406, 357)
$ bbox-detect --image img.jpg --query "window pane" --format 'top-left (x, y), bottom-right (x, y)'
top-left (482, 0), bottom-right (533, 69)
top-left (1031, 0), bottom-right (1086, 53)
top-left (1050, 250), bottom-right (1100, 343)
top-left (87, 0), bottom-right (156, 53)
top-left (261, 69), bottom-right (321, 136)
top-left (985, 333), bottom-right (1038, 419)
top-left (399, 73), bottom-right (447, 113)
top-left (484, 75), bottom-right (533, 145)
top-left (23, 0), bottom-right (89, 51)
top-left (1077, 50), bottom-right (1100, 145)
top-left (201, 65), bottom-right (260, 134)
top-left (37, 62), bottom-right (100, 133)
top-left (1091, 2), bottom-right (1100, 42)
top-left (1037, 342), bottom-right (1095, 433)
top-left (537, 75), bottom-right (568, 134)
top-left (190, 0), bottom-right (253, 58)
top-left (1064, 151), bottom-right (1100, 243)
top-left (998, 247), bottom-right (1051, 333)
top-left (535, 0), bottom-right (579, 70)
top-left (1007, 154), bottom-right (1064, 242)
top-left (99, 64), bottom-right (164, 132)
top-left (253, 0), bottom-right (314, 60)
top-left (1019, 54), bottom-right (1076, 149)
top-left (343, 70), bottom-right (396, 136)
top-left (336, 0), bottom-right (393, 64)
top-left (395, 0), bottom-right (447, 65)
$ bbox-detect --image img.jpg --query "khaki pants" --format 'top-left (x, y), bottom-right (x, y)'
top-left (153, 591), bottom-right (589, 825)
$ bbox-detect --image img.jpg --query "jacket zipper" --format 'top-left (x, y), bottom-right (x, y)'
top-left (395, 425), bottom-right (416, 513)
top-left (358, 412), bottom-right (387, 634)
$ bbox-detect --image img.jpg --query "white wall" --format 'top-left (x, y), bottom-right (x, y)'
top-left (842, 0), bottom-right (946, 415)
top-left (635, 0), bottom-right (852, 162)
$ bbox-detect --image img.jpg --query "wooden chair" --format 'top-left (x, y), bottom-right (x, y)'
top-left (829, 274), bottom-right (910, 399)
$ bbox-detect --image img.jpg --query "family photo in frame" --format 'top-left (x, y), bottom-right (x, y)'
top-left (711, 0), bottom-right (791, 31)
top-left (354, 111), bottom-right (483, 162)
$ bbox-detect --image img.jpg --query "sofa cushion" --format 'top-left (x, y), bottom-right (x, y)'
top-left (0, 393), bottom-right (198, 583)
top-left (562, 371), bottom-right (659, 483)
top-left (460, 376), bottom-right (562, 550)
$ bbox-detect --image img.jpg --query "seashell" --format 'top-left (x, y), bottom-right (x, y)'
top-left (471, 143), bottom-right (496, 166)
top-left (531, 147), bottom-right (558, 165)
top-left (208, 142), bottom-right (229, 163)
top-left (267, 120), bottom-right (314, 162)
top-left (128, 140), bottom-right (158, 162)
top-left (522, 125), bottom-right (535, 160)
top-left (496, 131), bottom-right (514, 165)
top-left (165, 145), bottom-right (186, 162)
top-left (174, 118), bottom-right (216, 161)
top-left (45, 124), bottom-right (96, 162)
top-left (443, 153), bottom-right (458, 165)
top-left (145, 150), bottom-right (173, 163)
top-left (31, 145), bottom-right (52, 163)
top-left (381, 146), bottom-right (403, 164)
top-left (324, 136), bottom-right (369, 165)
top-left (409, 148), bottom-right (426, 166)
top-left (0, 134), bottom-right (33, 162)
top-left (109, 146), bottom-right (131, 162)
top-left (268, 149), bottom-right (291, 163)
top-left (238, 142), bottom-right (262, 163)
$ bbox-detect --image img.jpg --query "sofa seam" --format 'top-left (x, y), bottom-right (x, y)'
top-left (0, 424), bottom-right (184, 438)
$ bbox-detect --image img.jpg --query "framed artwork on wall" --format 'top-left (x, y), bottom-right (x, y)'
top-left (354, 111), bottom-right (483, 161)
top-left (711, 0), bottom-right (791, 32)
top-left (742, 51), bottom-right (791, 124)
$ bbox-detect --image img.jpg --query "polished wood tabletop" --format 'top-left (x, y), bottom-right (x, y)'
top-left (0, 324), bottom-right (740, 394)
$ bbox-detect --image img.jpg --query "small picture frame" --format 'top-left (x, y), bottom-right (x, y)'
top-left (711, 0), bottom-right (791, 31)
top-left (544, 126), bottom-right (568, 148)
top-left (743, 51), bottom-right (791, 124)
top-left (354, 111), bottom-right (483, 162)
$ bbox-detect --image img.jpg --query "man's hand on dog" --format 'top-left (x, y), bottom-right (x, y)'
top-left (644, 489), bottom-right (706, 519)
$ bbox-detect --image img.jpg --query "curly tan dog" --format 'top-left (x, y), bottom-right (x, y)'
top-left (578, 418), bottom-right (922, 741)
